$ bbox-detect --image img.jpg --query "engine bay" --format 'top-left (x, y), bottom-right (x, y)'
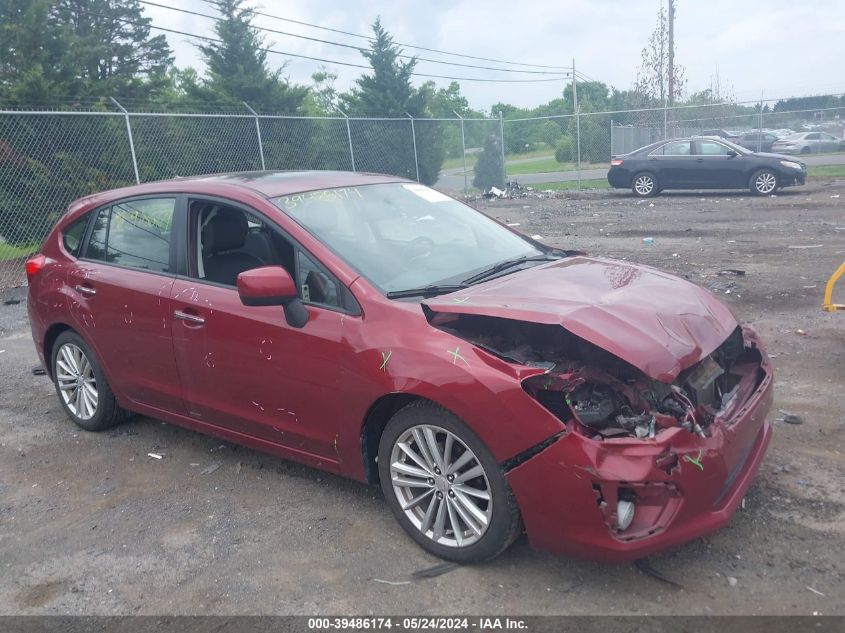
top-left (434, 314), bottom-right (763, 440)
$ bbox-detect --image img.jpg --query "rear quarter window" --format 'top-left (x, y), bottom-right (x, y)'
top-left (62, 213), bottom-right (90, 257)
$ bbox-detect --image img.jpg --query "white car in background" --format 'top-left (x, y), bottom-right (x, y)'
top-left (772, 132), bottom-right (844, 154)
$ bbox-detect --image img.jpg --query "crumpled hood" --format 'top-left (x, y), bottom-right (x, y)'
top-left (423, 256), bottom-right (738, 382)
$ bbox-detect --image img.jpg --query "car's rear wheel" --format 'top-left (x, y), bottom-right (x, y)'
top-left (631, 172), bottom-right (658, 197)
top-left (800, 146), bottom-right (810, 155)
top-left (378, 401), bottom-right (522, 563)
top-left (750, 169), bottom-right (778, 196)
top-left (52, 331), bottom-right (123, 432)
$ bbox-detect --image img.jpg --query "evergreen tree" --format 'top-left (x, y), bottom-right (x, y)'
top-left (195, 0), bottom-right (307, 112)
top-left (53, 0), bottom-right (174, 101)
top-left (473, 135), bottom-right (504, 190)
top-left (342, 18), bottom-right (445, 185)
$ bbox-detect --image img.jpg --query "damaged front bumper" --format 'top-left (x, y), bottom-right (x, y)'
top-left (505, 337), bottom-right (774, 562)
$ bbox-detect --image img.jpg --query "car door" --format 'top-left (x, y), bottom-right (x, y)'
top-left (66, 196), bottom-right (185, 412)
top-left (819, 133), bottom-right (839, 152)
top-left (692, 140), bottom-right (745, 188)
top-left (168, 197), bottom-right (353, 460)
top-left (804, 133), bottom-right (821, 152)
top-left (648, 140), bottom-right (694, 187)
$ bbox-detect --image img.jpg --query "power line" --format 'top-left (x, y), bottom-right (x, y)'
top-left (84, 10), bottom-right (567, 83)
top-left (195, 0), bottom-right (571, 71)
top-left (139, 1), bottom-right (569, 76)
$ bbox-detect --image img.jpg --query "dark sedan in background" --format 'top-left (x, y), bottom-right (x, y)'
top-left (608, 137), bottom-right (806, 197)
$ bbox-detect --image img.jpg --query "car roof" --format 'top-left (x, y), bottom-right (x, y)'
top-left (66, 170), bottom-right (411, 215)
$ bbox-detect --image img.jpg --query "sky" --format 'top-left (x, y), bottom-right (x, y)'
top-left (142, 0), bottom-right (845, 112)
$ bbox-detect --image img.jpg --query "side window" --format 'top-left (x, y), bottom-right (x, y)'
top-left (806, 133), bottom-right (820, 140)
top-left (298, 250), bottom-right (340, 308)
top-left (193, 201), bottom-right (293, 287)
top-left (696, 141), bottom-right (732, 156)
top-left (62, 213), bottom-right (90, 257)
top-left (84, 198), bottom-right (175, 273)
top-left (650, 141), bottom-right (690, 156)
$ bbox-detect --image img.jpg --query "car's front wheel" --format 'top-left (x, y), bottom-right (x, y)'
top-left (378, 401), bottom-right (522, 563)
top-left (51, 330), bottom-right (124, 432)
top-left (750, 169), bottom-right (778, 195)
top-left (631, 172), bottom-right (658, 197)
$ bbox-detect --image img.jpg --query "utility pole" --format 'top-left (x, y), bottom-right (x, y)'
top-left (667, 0), bottom-right (675, 107)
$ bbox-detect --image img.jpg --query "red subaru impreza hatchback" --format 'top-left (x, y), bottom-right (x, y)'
top-left (26, 171), bottom-right (773, 563)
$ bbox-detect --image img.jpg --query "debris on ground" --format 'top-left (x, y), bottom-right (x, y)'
top-left (372, 578), bottom-right (411, 586)
top-left (634, 558), bottom-right (684, 589)
top-left (412, 562), bottom-right (460, 579)
top-left (788, 244), bottom-right (823, 249)
top-left (727, 576), bottom-right (738, 587)
top-left (31, 366), bottom-right (46, 375)
top-left (806, 586), bottom-right (825, 596)
top-left (200, 461), bottom-right (222, 475)
top-left (147, 453), bottom-right (163, 460)
top-left (718, 269), bottom-right (746, 277)
top-left (777, 410), bottom-right (804, 425)
top-left (3, 298), bottom-right (21, 305)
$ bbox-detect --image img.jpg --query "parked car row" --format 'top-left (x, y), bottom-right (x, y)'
top-left (704, 129), bottom-right (844, 154)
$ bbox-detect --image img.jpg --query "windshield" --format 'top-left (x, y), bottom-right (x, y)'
top-left (272, 183), bottom-right (542, 293)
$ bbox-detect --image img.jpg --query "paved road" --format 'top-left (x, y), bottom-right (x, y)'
top-left (436, 151), bottom-right (845, 192)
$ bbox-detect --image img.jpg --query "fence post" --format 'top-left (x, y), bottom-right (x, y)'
top-left (610, 119), bottom-right (614, 159)
top-left (758, 90), bottom-right (764, 152)
top-left (454, 110), bottom-right (469, 199)
top-left (572, 59), bottom-right (581, 190)
top-left (406, 113), bottom-right (420, 182)
top-left (498, 110), bottom-right (506, 186)
top-left (110, 97), bottom-right (140, 184)
top-left (334, 106), bottom-right (356, 172)
top-left (243, 102), bottom-right (266, 171)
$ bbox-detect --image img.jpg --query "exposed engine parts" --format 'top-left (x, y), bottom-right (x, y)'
top-left (434, 314), bottom-right (763, 440)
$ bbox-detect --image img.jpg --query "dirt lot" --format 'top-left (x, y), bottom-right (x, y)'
top-left (1, 180), bottom-right (844, 616)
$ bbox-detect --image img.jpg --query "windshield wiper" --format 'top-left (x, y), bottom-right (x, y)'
top-left (462, 254), bottom-right (559, 285)
top-left (385, 284), bottom-right (469, 299)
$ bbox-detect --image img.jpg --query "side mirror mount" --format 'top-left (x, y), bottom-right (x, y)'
top-left (726, 150), bottom-right (738, 158)
top-left (237, 266), bottom-right (309, 328)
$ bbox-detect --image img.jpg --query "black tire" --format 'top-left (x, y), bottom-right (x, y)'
top-left (749, 168), bottom-right (779, 196)
top-left (800, 146), bottom-right (810, 155)
top-left (631, 172), bottom-right (658, 197)
top-left (51, 330), bottom-right (124, 432)
top-left (378, 401), bottom-right (522, 563)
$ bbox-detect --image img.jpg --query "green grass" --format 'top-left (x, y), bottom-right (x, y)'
top-left (807, 165), bottom-right (845, 178)
top-left (0, 242), bottom-right (38, 262)
top-left (530, 179), bottom-right (610, 191)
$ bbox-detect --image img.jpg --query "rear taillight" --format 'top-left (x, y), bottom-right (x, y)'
top-left (611, 159), bottom-right (624, 166)
top-left (25, 254), bottom-right (47, 282)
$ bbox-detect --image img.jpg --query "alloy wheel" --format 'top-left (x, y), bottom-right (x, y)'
top-left (755, 172), bottom-right (777, 194)
top-left (389, 424), bottom-right (492, 548)
top-left (634, 175), bottom-right (655, 196)
top-left (55, 343), bottom-right (98, 420)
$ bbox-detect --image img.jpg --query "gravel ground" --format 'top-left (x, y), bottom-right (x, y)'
top-left (1, 180), bottom-right (844, 615)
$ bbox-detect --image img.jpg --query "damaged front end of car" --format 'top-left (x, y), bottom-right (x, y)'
top-left (425, 310), bottom-right (774, 561)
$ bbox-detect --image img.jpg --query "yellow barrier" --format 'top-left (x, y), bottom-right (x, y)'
top-left (823, 262), bottom-right (845, 312)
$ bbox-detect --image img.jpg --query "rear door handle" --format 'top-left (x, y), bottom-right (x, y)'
top-left (74, 284), bottom-right (96, 296)
top-left (173, 310), bottom-right (205, 325)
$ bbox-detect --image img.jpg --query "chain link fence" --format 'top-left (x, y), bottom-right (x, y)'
top-left (2, 97), bottom-right (844, 289)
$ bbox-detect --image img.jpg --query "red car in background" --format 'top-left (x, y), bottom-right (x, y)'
top-left (26, 171), bottom-right (773, 563)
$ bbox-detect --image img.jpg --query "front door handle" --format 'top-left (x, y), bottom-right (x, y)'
top-left (74, 284), bottom-right (96, 296)
top-left (695, 158), bottom-right (704, 162)
top-left (173, 310), bottom-right (205, 325)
